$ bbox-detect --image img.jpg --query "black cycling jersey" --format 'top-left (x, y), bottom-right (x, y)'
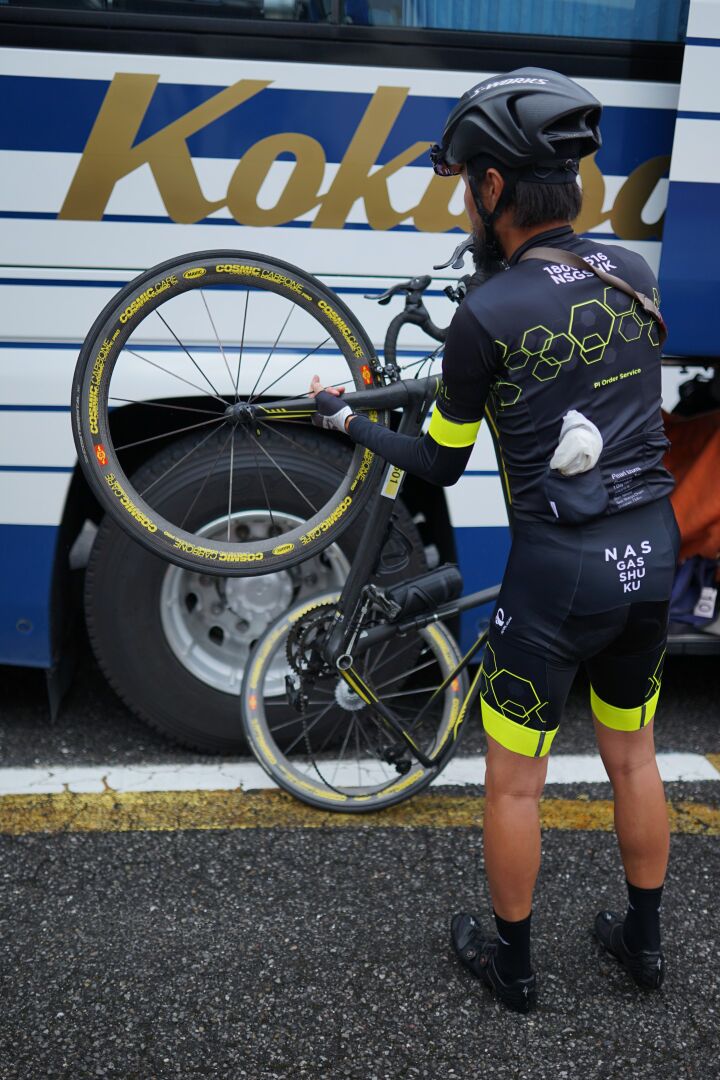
top-left (348, 224), bottom-right (674, 522)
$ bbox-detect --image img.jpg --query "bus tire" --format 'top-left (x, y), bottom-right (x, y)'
top-left (83, 430), bottom-right (427, 754)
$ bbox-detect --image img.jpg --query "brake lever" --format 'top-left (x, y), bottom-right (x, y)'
top-left (365, 275), bottom-right (432, 305)
top-left (433, 235), bottom-right (474, 272)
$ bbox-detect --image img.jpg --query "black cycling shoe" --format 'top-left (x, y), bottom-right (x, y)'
top-left (450, 912), bottom-right (537, 1014)
top-left (594, 910), bottom-right (665, 990)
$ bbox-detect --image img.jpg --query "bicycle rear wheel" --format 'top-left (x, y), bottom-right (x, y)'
top-left (241, 592), bottom-right (469, 812)
top-left (72, 251), bottom-right (385, 576)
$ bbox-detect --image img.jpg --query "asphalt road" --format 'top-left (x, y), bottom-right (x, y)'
top-left (0, 639), bottom-right (719, 1079)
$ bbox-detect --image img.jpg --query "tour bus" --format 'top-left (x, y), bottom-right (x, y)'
top-left (0, 0), bottom-right (716, 752)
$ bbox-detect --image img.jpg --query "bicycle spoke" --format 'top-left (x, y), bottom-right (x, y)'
top-left (373, 657), bottom-right (438, 691)
top-left (381, 687), bottom-right (441, 703)
top-left (355, 716), bottom-right (385, 763)
top-left (115, 414), bottom-right (226, 452)
top-left (313, 708), bottom-right (351, 755)
top-left (248, 300), bottom-right (295, 403)
top-left (155, 309), bottom-right (223, 399)
top-left (370, 638), bottom-right (427, 676)
top-left (248, 430), bottom-right (276, 532)
top-left (234, 289), bottom-right (250, 402)
top-left (265, 699), bottom-right (330, 710)
top-left (124, 347), bottom-right (229, 406)
top-left (199, 289), bottom-right (236, 395)
top-left (248, 432), bottom-right (318, 514)
top-left (109, 397), bottom-right (222, 417)
top-left (253, 337), bottom-right (331, 399)
top-left (292, 379), bottom-right (358, 401)
top-left (256, 419), bottom-right (341, 472)
top-left (179, 425), bottom-right (235, 530)
top-left (330, 713), bottom-right (357, 785)
top-left (139, 422), bottom-right (227, 498)
top-left (281, 702), bottom-right (335, 756)
top-left (226, 427), bottom-right (236, 543)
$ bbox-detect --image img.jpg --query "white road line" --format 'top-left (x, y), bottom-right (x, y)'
top-left (0, 753), bottom-right (717, 797)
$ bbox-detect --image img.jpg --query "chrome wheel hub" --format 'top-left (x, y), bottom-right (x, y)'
top-left (160, 510), bottom-right (349, 695)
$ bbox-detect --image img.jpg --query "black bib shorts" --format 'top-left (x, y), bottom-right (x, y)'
top-left (479, 496), bottom-right (681, 757)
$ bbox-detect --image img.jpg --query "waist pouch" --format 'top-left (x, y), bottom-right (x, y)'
top-left (543, 464), bottom-right (609, 525)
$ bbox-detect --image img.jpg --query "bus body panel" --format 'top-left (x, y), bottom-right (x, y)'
top-left (0, 14), bottom-right (712, 667)
top-left (658, 6), bottom-right (720, 357)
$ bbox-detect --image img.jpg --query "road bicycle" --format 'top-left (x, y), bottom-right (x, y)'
top-left (71, 247), bottom-right (499, 812)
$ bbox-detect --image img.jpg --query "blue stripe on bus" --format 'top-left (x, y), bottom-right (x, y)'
top-left (685, 37), bottom-right (720, 47)
top-left (0, 342), bottom-right (368, 356)
top-left (0, 210), bottom-right (458, 233)
top-left (0, 276), bottom-right (450, 299)
top-left (0, 404), bottom-right (72, 411)
top-left (0, 524), bottom-right (56, 667)
top-left (0, 76), bottom-right (676, 178)
top-left (659, 180), bottom-right (719, 356)
top-left (0, 465), bottom-right (73, 472)
top-left (677, 110), bottom-right (720, 120)
top-left (0, 210), bottom-right (626, 250)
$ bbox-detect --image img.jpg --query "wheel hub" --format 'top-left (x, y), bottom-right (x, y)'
top-left (224, 401), bottom-right (256, 422)
top-left (224, 573), bottom-right (293, 618)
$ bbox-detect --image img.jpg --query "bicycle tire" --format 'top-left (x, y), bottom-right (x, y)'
top-left (241, 591), bottom-right (469, 812)
top-left (72, 250), bottom-right (386, 576)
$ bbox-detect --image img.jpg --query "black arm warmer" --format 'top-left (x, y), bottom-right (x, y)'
top-left (347, 414), bottom-right (472, 486)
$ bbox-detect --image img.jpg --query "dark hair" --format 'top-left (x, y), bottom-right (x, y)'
top-left (510, 178), bottom-right (583, 227)
top-left (466, 157), bottom-right (583, 227)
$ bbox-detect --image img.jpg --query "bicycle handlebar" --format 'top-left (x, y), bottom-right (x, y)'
top-left (256, 375), bottom-right (439, 418)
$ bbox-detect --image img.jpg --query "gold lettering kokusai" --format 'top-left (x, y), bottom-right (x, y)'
top-left (59, 74), bottom-right (668, 239)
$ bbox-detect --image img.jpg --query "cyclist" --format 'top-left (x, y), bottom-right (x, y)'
top-left (311, 67), bottom-right (678, 1013)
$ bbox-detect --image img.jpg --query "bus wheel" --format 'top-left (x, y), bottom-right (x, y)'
top-left (83, 428), bottom-right (426, 753)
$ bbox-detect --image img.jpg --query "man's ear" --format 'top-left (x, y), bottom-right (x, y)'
top-left (483, 168), bottom-right (505, 214)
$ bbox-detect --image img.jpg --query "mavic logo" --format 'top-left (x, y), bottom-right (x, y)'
top-left (494, 608), bottom-right (513, 634)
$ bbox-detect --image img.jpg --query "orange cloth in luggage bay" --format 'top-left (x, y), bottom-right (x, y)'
top-left (663, 409), bottom-right (720, 561)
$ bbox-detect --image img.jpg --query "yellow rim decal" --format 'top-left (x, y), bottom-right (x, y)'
top-left (428, 410), bottom-right (481, 448)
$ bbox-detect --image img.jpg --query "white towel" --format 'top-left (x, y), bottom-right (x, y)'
top-left (549, 410), bottom-right (603, 476)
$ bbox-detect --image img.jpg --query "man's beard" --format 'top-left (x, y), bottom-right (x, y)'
top-left (470, 224), bottom-right (506, 283)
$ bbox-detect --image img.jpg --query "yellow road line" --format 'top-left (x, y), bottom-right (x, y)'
top-left (707, 754), bottom-right (720, 776)
top-left (0, 789), bottom-right (718, 837)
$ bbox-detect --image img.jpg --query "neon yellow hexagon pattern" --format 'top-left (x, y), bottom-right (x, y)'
top-left (493, 284), bottom-right (661, 404)
top-left (480, 643), bottom-right (550, 729)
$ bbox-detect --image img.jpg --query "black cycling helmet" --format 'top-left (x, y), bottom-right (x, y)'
top-left (430, 67), bottom-right (602, 182)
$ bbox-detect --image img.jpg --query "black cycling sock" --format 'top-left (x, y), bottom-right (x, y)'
top-left (623, 881), bottom-right (663, 953)
top-left (493, 911), bottom-right (532, 981)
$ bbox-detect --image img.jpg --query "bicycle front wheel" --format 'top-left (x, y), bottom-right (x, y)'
top-left (72, 251), bottom-right (385, 576)
top-left (241, 592), bottom-right (469, 812)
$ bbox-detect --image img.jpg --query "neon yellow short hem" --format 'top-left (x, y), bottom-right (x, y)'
top-left (481, 697), bottom-right (558, 758)
top-left (590, 686), bottom-right (661, 731)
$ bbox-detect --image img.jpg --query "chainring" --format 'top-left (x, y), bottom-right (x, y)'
top-left (285, 602), bottom-right (338, 679)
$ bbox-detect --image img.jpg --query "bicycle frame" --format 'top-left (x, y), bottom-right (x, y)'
top-left (264, 375), bottom-right (501, 771)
